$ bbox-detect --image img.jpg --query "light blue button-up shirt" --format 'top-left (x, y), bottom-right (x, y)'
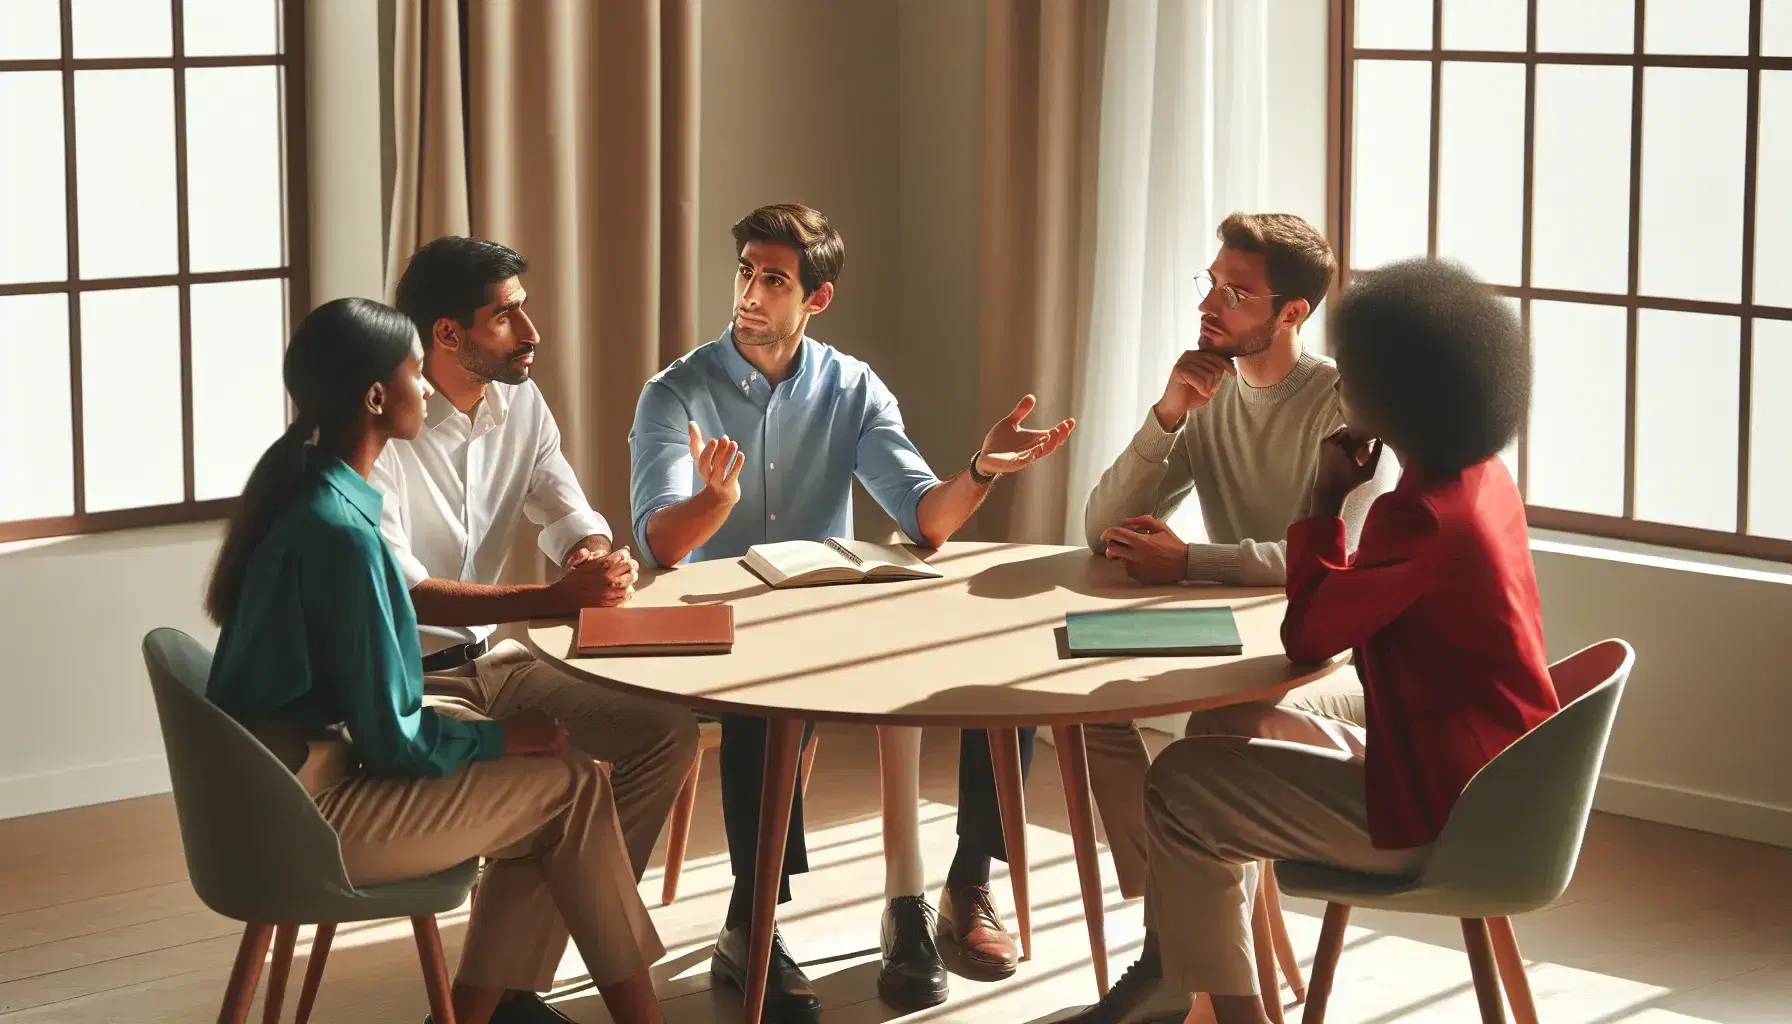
top-left (629, 329), bottom-right (940, 567)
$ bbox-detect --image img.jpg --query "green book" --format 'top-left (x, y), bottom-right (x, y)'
top-left (1064, 607), bottom-right (1243, 657)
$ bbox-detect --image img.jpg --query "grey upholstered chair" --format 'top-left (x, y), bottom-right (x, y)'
top-left (1275, 638), bottom-right (1635, 1024)
top-left (143, 627), bottom-right (478, 1024)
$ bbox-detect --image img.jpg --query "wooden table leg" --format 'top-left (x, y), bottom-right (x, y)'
top-left (1051, 723), bottom-right (1109, 995)
top-left (744, 718), bottom-right (806, 1024)
top-left (988, 726), bottom-right (1031, 961)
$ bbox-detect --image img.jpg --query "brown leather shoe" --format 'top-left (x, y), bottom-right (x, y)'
top-left (936, 884), bottom-right (1019, 980)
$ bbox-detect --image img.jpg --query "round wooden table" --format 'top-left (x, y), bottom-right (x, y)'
top-left (529, 541), bottom-right (1343, 1024)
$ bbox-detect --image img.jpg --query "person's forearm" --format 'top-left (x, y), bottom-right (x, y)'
top-left (1309, 487), bottom-right (1350, 522)
top-left (1185, 539), bottom-right (1288, 587)
top-left (915, 471), bottom-right (990, 548)
top-left (409, 577), bottom-right (558, 627)
top-left (1083, 419), bottom-right (1187, 552)
top-left (644, 490), bottom-right (734, 567)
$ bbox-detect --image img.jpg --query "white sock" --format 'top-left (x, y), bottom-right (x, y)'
top-left (878, 725), bottom-right (926, 900)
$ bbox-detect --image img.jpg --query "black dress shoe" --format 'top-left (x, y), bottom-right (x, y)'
top-left (709, 923), bottom-right (822, 1024)
top-left (878, 895), bottom-right (950, 1010)
top-left (490, 993), bottom-right (578, 1023)
top-left (1056, 953), bottom-right (1191, 1024)
top-left (424, 991), bottom-right (575, 1024)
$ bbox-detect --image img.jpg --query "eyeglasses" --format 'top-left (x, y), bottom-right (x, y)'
top-left (1194, 270), bottom-right (1280, 310)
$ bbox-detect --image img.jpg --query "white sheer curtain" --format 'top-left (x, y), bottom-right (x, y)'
top-left (1062, 0), bottom-right (1271, 545)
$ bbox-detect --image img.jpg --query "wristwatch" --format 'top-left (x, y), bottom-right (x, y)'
top-left (968, 450), bottom-right (997, 486)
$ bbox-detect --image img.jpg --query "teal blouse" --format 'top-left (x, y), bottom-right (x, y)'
top-left (206, 452), bottom-right (504, 777)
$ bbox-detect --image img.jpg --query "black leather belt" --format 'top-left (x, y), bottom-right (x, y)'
top-left (421, 638), bottom-right (489, 673)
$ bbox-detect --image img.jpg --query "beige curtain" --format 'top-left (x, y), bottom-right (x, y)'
top-left (977, 0), bottom-right (1106, 544)
top-left (386, 0), bottom-right (700, 574)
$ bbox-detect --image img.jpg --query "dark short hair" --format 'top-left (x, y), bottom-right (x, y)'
top-left (393, 236), bottom-right (528, 345)
top-left (1333, 258), bottom-right (1530, 475)
top-left (731, 204), bottom-right (845, 295)
top-left (1217, 213), bottom-right (1336, 322)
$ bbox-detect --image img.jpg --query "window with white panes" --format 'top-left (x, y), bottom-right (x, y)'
top-left (1331, 0), bottom-right (1792, 562)
top-left (0, 0), bottom-right (305, 543)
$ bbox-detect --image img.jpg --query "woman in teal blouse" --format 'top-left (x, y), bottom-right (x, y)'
top-left (205, 298), bottom-right (664, 1024)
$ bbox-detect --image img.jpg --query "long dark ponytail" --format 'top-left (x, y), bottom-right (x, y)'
top-left (205, 298), bottom-right (418, 625)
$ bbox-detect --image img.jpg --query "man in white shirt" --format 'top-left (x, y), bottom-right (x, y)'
top-left (374, 238), bottom-right (700, 1023)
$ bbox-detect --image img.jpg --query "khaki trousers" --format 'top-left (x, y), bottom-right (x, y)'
top-left (1084, 665), bottom-right (1367, 897)
top-left (1141, 709), bottom-right (1428, 996)
top-left (424, 640), bottom-right (701, 879)
top-left (313, 749), bottom-right (666, 992)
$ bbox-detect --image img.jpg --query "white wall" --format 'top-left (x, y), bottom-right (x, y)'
top-left (0, 525), bottom-right (219, 818)
top-left (1534, 539), bottom-right (1792, 847)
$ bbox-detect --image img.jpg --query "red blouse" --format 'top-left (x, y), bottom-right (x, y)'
top-left (1283, 457), bottom-right (1560, 849)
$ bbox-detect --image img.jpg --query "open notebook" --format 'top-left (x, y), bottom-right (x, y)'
top-left (742, 539), bottom-right (943, 588)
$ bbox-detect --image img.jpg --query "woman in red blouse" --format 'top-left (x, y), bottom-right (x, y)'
top-left (1063, 259), bottom-right (1560, 1024)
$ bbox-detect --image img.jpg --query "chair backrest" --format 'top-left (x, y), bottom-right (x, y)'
top-left (1414, 638), bottom-right (1635, 917)
top-left (142, 628), bottom-right (358, 923)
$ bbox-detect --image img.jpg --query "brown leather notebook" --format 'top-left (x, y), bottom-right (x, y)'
top-left (575, 605), bottom-right (735, 657)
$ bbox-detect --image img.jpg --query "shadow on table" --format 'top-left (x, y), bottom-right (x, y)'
top-left (965, 548), bottom-right (1275, 605)
top-left (882, 655), bottom-right (1311, 727)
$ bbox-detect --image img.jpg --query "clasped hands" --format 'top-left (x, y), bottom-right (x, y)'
top-left (1100, 514), bottom-right (1187, 585)
top-left (556, 535), bottom-right (638, 609)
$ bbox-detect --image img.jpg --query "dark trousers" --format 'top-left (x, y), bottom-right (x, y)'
top-left (955, 726), bottom-right (1036, 860)
top-left (719, 713), bottom-right (816, 917)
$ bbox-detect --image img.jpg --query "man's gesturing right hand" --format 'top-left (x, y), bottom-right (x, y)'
top-left (689, 421), bottom-right (744, 507)
top-left (1153, 349), bottom-right (1238, 431)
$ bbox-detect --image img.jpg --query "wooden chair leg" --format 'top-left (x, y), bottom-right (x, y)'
top-left (1488, 917), bottom-right (1539, 1024)
top-left (218, 924), bottom-right (275, 1024)
top-left (800, 733), bottom-right (819, 797)
top-left (413, 915), bottom-right (456, 1024)
top-left (261, 925), bottom-right (298, 1024)
top-left (1051, 723), bottom-right (1109, 995)
top-left (293, 923), bottom-right (335, 1024)
top-left (989, 726), bottom-right (1032, 961)
top-left (661, 749), bottom-right (705, 905)
top-left (1300, 903), bottom-right (1349, 1024)
top-left (1261, 862), bottom-right (1305, 1001)
top-left (1461, 918), bottom-right (1509, 1024)
top-left (1251, 871), bottom-right (1287, 1024)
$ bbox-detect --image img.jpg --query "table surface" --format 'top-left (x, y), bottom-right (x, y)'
top-left (527, 541), bottom-right (1343, 727)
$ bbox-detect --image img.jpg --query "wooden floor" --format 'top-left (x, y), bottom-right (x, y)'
top-left (1, 725), bottom-right (1787, 1023)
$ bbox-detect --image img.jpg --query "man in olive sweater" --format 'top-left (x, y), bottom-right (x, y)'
top-left (1079, 212), bottom-right (1398, 900)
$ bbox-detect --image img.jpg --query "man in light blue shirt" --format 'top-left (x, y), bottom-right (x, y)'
top-left (629, 204), bottom-right (1073, 1021)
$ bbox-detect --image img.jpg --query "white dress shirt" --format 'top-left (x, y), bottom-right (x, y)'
top-left (370, 381), bottom-right (610, 656)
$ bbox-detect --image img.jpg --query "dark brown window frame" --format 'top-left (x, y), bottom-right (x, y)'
top-left (1326, 0), bottom-right (1792, 564)
top-left (0, 0), bottom-right (308, 545)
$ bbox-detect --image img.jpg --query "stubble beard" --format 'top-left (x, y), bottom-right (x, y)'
top-left (1201, 317), bottom-right (1276, 360)
top-left (460, 343), bottom-right (532, 386)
